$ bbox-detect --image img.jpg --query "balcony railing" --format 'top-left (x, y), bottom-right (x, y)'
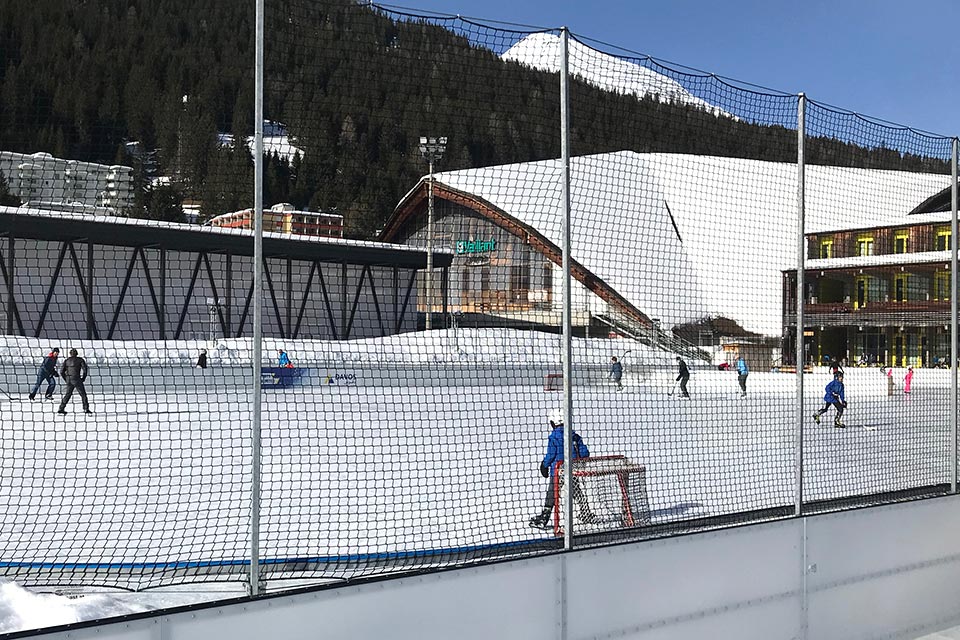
top-left (785, 299), bottom-right (952, 327)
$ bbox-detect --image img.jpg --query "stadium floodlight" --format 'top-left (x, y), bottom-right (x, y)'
top-left (419, 136), bottom-right (447, 330)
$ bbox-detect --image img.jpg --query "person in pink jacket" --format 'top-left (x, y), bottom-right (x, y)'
top-left (904, 367), bottom-right (914, 394)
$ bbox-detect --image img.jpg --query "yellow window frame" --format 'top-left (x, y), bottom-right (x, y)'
top-left (856, 236), bottom-right (874, 257)
top-left (937, 227), bottom-right (952, 252)
top-left (894, 232), bottom-right (908, 254)
top-left (893, 274), bottom-right (908, 302)
top-left (936, 271), bottom-right (951, 301)
top-left (819, 239), bottom-right (833, 259)
top-left (854, 276), bottom-right (869, 309)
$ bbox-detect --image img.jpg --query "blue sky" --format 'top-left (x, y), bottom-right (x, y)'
top-left (385, 0), bottom-right (960, 137)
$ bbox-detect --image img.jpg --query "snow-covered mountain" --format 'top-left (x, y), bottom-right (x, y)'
top-left (501, 33), bottom-right (726, 117)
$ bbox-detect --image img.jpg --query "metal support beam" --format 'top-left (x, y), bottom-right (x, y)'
top-left (341, 261), bottom-right (348, 339)
top-left (6, 235), bottom-right (12, 335)
top-left (795, 94), bottom-right (807, 516)
top-left (293, 261), bottom-right (317, 339)
top-left (559, 26), bottom-right (574, 550)
top-left (226, 253), bottom-right (233, 337)
top-left (34, 242), bottom-right (69, 338)
top-left (316, 264), bottom-right (339, 339)
top-left (86, 241), bottom-right (94, 340)
top-left (159, 248), bottom-right (166, 340)
top-left (952, 137), bottom-right (958, 494)
top-left (286, 257), bottom-right (293, 338)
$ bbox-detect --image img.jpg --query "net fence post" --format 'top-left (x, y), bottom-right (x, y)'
top-left (952, 137), bottom-right (958, 494)
top-left (560, 25), bottom-right (574, 550)
top-left (249, 0), bottom-right (264, 597)
top-left (795, 93), bottom-right (806, 516)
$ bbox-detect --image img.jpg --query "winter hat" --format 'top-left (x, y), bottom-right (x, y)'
top-left (69, 348), bottom-right (78, 356)
top-left (51, 347), bottom-right (59, 353)
top-left (548, 409), bottom-right (564, 426)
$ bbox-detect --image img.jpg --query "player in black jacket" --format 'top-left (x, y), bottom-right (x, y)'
top-left (57, 349), bottom-right (91, 415)
top-left (676, 357), bottom-right (691, 398)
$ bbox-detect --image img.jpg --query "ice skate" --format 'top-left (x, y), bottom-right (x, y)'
top-left (834, 420), bottom-right (845, 429)
top-left (529, 510), bottom-right (551, 530)
top-left (812, 413), bottom-right (820, 425)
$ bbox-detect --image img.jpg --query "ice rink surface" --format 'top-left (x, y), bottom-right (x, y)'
top-left (0, 368), bottom-right (949, 575)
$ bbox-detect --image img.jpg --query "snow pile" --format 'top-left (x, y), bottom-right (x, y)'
top-left (502, 33), bottom-right (727, 117)
top-left (0, 582), bottom-right (146, 633)
top-left (0, 329), bottom-right (675, 368)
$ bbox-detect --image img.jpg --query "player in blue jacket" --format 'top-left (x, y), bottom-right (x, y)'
top-left (736, 355), bottom-right (749, 398)
top-left (277, 349), bottom-right (292, 368)
top-left (813, 371), bottom-right (847, 428)
top-left (28, 347), bottom-right (60, 400)
top-left (530, 410), bottom-right (590, 530)
top-left (609, 356), bottom-right (623, 391)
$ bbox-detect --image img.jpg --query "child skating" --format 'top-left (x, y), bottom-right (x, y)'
top-left (813, 371), bottom-right (847, 428)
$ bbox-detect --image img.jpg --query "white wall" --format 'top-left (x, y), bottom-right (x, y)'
top-left (31, 494), bottom-right (960, 640)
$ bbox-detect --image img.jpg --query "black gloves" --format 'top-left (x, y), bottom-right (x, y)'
top-left (539, 463), bottom-right (549, 478)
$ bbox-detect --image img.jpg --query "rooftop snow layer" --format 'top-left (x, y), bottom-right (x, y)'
top-left (430, 152), bottom-right (949, 336)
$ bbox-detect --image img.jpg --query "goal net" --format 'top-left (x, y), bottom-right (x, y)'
top-left (553, 456), bottom-right (652, 536)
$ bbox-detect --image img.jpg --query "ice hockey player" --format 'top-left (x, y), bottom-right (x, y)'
top-left (278, 349), bottom-right (292, 368)
top-left (676, 356), bottom-right (691, 398)
top-left (813, 371), bottom-right (846, 428)
top-left (28, 347), bottom-right (60, 400)
top-left (196, 349), bottom-right (208, 369)
top-left (736, 354), bottom-right (749, 398)
top-left (609, 356), bottom-right (623, 391)
top-left (57, 348), bottom-right (91, 415)
top-left (530, 410), bottom-right (590, 530)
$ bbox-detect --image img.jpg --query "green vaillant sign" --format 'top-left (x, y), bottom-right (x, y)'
top-left (455, 239), bottom-right (497, 254)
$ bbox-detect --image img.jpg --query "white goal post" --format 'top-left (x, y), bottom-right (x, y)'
top-left (551, 455), bottom-right (652, 536)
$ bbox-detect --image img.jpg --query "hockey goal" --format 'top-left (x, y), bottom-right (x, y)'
top-left (551, 455), bottom-right (651, 536)
top-left (544, 373), bottom-right (563, 391)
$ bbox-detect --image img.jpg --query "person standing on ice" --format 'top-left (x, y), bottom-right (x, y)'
top-left (28, 347), bottom-right (59, 400)
top-left (676, 356), bottom-right (691, 398)
top-left (57, 348), bottom-right (91, 415)
top-left (196, 349), bottom-right (207, 369)
top-left (609, 356), bottom-right (623, 391)
top-left (904, 366), bottom-right (914, 394)
top-left (812, 371), bottom-right (846, 428)
top-left (530, 409), bottom-right (590, 530)
top-left (735, 354), bottom-right (749, 398)
top-left (277, 349), bottom-right (292, 368)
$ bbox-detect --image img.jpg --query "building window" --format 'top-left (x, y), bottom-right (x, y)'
top-left (819, 239), bottom-right (833, 259)
top-left (894, 274), bottom-right (908, 302)
top-left (935, 271), bottom-right (951, 301)
top-left (856, 236), bottom-right (874, 257)
top-left (937, 228), bottom-right (952, 252)
top-left (894, 232), bottom-right (908, 254)
top-left (855, 276), bottom-right (869, 309)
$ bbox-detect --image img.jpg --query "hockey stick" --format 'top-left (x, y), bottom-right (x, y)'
top-left (667, 381), bottom-right (677, 396)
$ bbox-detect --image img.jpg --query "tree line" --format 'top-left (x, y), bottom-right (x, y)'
top-left (0, 0), bottom-right (949, 237)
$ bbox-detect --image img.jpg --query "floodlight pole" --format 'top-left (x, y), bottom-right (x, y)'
top-left (419, 136), bottom-right (447, 330)
top-left (795, 93), bottom-right (806, 517)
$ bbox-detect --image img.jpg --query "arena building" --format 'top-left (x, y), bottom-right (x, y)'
top-left (380, 151), bottom-right (948, 365)
top-left (783, 186), bottom-right (959, 368)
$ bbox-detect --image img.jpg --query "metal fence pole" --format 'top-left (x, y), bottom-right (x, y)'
top-left (249, 0), bottom-right (264, 596)
top-left (951, 137), bottom-right (958, 494)
top-left (795, 94), bottom-right (806, 517)
top-left (559, 27), bottom-right (574, 550)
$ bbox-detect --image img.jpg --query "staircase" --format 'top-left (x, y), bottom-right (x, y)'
top-left (595, 311), bottom-right (710, 362)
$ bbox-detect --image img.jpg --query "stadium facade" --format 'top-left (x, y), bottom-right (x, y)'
top-left (0, 206), bottom-right (448, 341)
top-left (380, 151), bottom-right (950, 366)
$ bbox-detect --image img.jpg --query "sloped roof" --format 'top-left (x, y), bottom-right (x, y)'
top-left (387, 152), bottom-right (948, 335)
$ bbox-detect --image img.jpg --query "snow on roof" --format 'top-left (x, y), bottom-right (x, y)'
top-left (501, 33), bottom-right (728, 117)
top-left (805, 250), bottom-right (953, 271)
top-left (0, 205), bottom-right (432, 255)
top-left (430, 152), bottom-right (949, 336)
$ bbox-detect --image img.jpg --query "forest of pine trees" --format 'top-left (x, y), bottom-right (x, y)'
top-left (0, 0), bottom-right (950, 238)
